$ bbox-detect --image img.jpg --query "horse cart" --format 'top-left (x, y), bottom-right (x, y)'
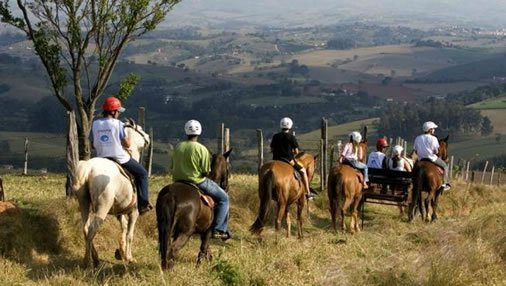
top-left (360, 168), bottom-right (413, 225)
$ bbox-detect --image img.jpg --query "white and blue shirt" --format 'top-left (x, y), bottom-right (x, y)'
top-left (90, 118), bottom-right (130, 164)
top-left (367, 151), bottom-right (386, 168)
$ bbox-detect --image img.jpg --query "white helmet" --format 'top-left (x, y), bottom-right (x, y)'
top-left (349, 131), bottom-right (362, 143)
top-left (422, 121), bottom-right (438, 132)
top-left (280, 117), bottom-right (293, 129)
top-left (392, 145), bottom-right (404, 156)
top-left (184, 120), bottom-right (202, 135)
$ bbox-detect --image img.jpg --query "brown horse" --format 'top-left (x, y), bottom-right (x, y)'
top-left (328, 130), bottom-right (368, 234)
top-left (250, 152), bottom-right (318, 239)
top-left (408, 136), bottom-right (449, 223)
top-left (156, 149), bottom-right (231, 270)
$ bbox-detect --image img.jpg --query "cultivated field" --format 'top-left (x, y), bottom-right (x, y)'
top-left (0, 174), bottom-right (504, 285)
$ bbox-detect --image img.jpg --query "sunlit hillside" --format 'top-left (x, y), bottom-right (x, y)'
top-left (0, 174), bottom-right (504, 285)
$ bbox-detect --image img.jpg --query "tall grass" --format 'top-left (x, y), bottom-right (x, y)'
top-left (0, 174), bottom-right (505, 285)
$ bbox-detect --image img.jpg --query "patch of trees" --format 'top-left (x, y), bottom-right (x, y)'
top-left (287, 60), bottom-right (309, 75)
top-left (413, 39), bottom-right (447, 48)
top-left (327, 38), bottom-right (355, 50)
top-left (376, 98), bottom-right (490, 140)
top-left (446, 83), bottom-right (506, 105)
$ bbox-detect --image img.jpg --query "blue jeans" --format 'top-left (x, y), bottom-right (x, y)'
top-left (347, 159), bottom-right (369, 182)
top-left (121, 158), bottom-right (150, 209)
top-left (198, 178), bottom-right (229, 232)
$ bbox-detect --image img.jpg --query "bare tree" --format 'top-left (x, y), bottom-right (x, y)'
top-left (0, 0), bottom-right (181, 159)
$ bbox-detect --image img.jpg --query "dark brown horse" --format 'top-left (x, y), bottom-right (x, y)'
top-left (250, 152), bottom-right (318, 239)
top-left (156, 150), bottom-right (231, 270)
top-left (408, 136), bottom-right (449, 223)
top-left (328, 129), bottom-right (368, 234)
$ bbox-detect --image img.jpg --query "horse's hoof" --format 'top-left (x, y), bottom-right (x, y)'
top-left (114, 249), bottom-right (122, 260)
top-left (127, 258), bottom-right (137, 264)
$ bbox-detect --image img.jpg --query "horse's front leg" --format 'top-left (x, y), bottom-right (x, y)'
top-left (197, 230), bottom-right (212, 266)
top-left (351, 195), bottom-right (362, 233)
top-left (285, 209), bottom-right (291, 238)
top-left (296, 198), bottom-right (305, 239)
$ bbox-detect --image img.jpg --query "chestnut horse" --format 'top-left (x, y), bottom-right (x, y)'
top-left (250, 152), bottom-right (318, 239)
top-left (408, 136), bottom-right (449, 223)
top-left (328, 129), bottom-right (368, 234)
top-left (156, 149), bottom-right (231, 270)
top-left (72, 119), bottom-right (150, 267)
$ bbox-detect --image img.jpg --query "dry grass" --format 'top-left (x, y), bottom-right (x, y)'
top-left (0, 174), bottom-right (505, 285)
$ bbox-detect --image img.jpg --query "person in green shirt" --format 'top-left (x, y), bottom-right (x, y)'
top-left (171, 120), bottom-right (232, 241)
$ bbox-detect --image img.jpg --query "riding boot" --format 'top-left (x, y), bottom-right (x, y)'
top-left (301, 170), bottom-right (313, 199)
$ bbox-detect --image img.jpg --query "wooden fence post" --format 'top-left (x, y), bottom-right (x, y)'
top-left (146, 128), bottom-right (154, 177)
top-left (449, 156), bottom-right (454, 180)
top-left (218, 123), bottom-right (225, 154)
top-left (23, 137), bottom-right (29, 175)
top-left (137, 107), bottom-right (145, 128)
top-left (481, 161), bottom-right (489, 184)
top-left (321, 118), bottom-right (328, 190)
top-left (465, 161), bottom-right (471, 181)
top-left (489, 165), bottom-right (495, 185)
top-left (65, 111), bottom-right (79, 197)
top-left (224, 127), bottom-right (230, 154)
top-left (256, 129), bottom-right (263, 171)
top-left (320, 139), bottom-right (324, 191)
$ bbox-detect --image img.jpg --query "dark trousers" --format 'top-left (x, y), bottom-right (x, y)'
top-left (121, 158), bottom-right (150, 209)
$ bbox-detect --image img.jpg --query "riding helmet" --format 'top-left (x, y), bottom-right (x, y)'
top-left (102, 97), bottom-right (125, 112)
top-left (280, 117), bottom-right (293, 129)
top-left (422, 121), bottom-right (438, 132)
top-left (349, 131), bottom-right (362, 143)
top-left (185, 120), bottom-right (202, 135)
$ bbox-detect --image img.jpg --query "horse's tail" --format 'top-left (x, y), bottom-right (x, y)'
top-left (72, 160), bottom-right (91, 195)
top-left (156, 185), bottom-right (176, 269)
top-left (250, 170), bottom-right (273, 235)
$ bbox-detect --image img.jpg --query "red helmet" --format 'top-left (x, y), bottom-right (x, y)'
top-left (376, 138), bottom-right (388, 147)
top-left (102, 97), bottom-right (125, 112)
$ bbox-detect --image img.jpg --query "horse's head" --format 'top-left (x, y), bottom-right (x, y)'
top-left (295, 152), bottom-right (318, 182)
top-left (437, 135), bottom-right (449, 162)
top-left (124, 119), bottom-right (150, 162)
top-left (358, 126), bottom-right (368, 163)
top-left (209, 149), bottom-right (232, 191)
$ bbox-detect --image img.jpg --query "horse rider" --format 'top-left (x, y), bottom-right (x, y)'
top-left (171, 120), bottom-right (232, 241)
top-left (367, 138), bottom-right (389, 169)
top-left (387, 145), bottom-right (412, 172)
top-left (270, 117), bottom-right (314, 199)
top-left (339, 131), bottom-right (369, 189)
top-left (90, 96), bottom-right (152, 215)
top-left (413, 121), bottom-right (451, 191)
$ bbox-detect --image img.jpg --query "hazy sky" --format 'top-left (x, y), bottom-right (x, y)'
top-left (166, 0), bottom-right (506, 28)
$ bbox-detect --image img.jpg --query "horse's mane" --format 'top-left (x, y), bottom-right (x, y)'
top-left (295, 151), bottom-right (306, 159)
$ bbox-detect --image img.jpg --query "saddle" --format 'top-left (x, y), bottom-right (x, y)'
top-left (106, 158), bottom-right (138, 193)
top-left (420, 158), bottom-right (444, 175)
top-left (176, 181), bottom-right (216, 209)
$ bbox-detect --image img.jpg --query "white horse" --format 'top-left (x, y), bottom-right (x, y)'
top-left (72, 119), bottom-right (150, 267)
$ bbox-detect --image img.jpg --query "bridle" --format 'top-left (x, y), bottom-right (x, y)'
top-left (124, 122), bottom-right (150, 148)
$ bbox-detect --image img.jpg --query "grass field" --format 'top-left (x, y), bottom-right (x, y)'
top-left (468, 95), bottom-right (506, 109)
top-left (0, 174), bottom-right (504, 285)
